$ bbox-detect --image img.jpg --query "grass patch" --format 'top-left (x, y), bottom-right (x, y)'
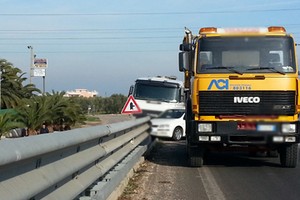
top-left (85, 116), bottom-right (101, 122)
top-left (118, 163), bottom-right (149, 200)
top-left (121, 177), bottom-right (139, 197)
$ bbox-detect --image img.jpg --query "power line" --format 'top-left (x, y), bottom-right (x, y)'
top-left (0, 25), bottom-right (299, 34)
top-left (0, 27), bottom-right (182, 32)
top-left (0, 42), bottom-right (177, 45)
top-left (0, 8), bottom-right (300, 16)
top-left (0, 50), bottom-right (176, 54)
top-left (0, 36), bottom-right (181, 40)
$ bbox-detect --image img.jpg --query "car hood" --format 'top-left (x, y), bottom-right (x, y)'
top-left (151, 118), bottom-right (179, 125)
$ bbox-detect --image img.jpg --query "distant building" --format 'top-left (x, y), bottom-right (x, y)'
top-left (64, 89), bottom-right (98, 98)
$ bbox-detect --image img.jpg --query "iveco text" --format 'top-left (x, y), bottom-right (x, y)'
top-left (233, 97), bottom-right (260, 103)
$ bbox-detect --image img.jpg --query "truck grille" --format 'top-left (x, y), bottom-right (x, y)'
top-left (199, 91), bottom-right (295, 115)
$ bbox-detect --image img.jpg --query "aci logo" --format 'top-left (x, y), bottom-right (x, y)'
top-left (208, 79), bottom-right (229, 90)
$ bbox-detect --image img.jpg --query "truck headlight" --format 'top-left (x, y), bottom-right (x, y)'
top-left (198, 123), bottom-right (212, 132)
top-left (282, 124), bottom-right (296, 133)
top-left (273, 136), bottom-right (284, 142)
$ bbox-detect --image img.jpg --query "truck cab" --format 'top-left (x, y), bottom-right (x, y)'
top-left (179, 27), bottom-right (300, 167)
top-left (129, 76), bottom-right (184, 117)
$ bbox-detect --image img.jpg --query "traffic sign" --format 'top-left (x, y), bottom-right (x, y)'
top-left (121, 95), bottom-right (142, 114)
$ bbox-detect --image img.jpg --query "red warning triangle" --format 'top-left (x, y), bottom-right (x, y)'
top-left (121, 95), bottom-right (142, 114)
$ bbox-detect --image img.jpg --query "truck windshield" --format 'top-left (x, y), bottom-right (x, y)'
top-left (134, 81), bottom-right (180, 102)
top-left (197, 36), bottom-right (296, 74)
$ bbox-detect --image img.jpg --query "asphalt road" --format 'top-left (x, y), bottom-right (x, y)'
top-left (123, 139), bottom-right (300, 200)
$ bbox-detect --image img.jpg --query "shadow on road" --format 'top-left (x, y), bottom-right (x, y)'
top-left (204, 152), bottom-right (281, 168)
top-left (147, 139), bottom-right (285, 168)
top-left (147, 139), bottom-right (189, 167)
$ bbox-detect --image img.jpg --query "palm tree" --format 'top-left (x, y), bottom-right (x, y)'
top-left (0, 59), bottom-right (40, 109)
top-left (45, 91), bottom-right (85, 130)
top-left (15, 96), bottom-right (49, 135)
top-left (0, 59), bottom-right (88, 136)
top-left (17, 72), bottom-right (39, 99)
top-left (15, 91), bottom-right (86, 134)
top-left (44, 91), bottom-right (69, 131)
top-left (0, 112), bottom-right (25, 138)
top-left (63, 98), bottom-right (86, 127)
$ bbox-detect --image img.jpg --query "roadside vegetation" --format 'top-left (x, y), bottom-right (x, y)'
top-left (0, 58), bottom-right (127, 138)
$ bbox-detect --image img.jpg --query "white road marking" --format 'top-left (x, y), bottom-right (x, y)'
top-left (197, 167), bottom-right (226, 200)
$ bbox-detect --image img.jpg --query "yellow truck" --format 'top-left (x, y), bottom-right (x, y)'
top-left (179, 26), bottom-right (300, 167)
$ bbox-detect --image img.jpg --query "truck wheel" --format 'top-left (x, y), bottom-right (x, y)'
top-left (280, 144), bottom-right (298, 168)
top-left (172, 127), bottom-right (183, 141)
top-left (188, 146), bottom-right (204, 167)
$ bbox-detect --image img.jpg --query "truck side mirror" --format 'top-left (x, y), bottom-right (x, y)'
top-left (128, 85), bottom-right (134, 96)
top-left (180, 88), bottom-right (185, 102)
top-left (179, 44), bottom-right (193, 51)
top-left (179, 52), bottom-right (191, 72)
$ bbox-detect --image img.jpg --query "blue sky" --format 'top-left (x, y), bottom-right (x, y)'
top-left (0, 0), bottom-right (300, 96)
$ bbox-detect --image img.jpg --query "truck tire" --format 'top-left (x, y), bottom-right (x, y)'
top-left (280, 144), bottom-right (298, 168)
top-left (185, 98), bottom-right (194, 144)
top-left (188, 145), bottom-right (204, 167)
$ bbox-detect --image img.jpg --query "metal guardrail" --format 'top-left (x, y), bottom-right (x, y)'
top-left (0, 116), bottom-right (151, 200)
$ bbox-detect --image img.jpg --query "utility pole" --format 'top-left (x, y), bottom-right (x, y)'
top-left (27, 46), bottom-right (34, 84)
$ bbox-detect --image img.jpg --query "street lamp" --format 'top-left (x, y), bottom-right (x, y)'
top-left (27, 46), bottom-right (34, 84)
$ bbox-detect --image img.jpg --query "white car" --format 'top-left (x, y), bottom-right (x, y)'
top-left (150, 108), bottom-right (186, 141)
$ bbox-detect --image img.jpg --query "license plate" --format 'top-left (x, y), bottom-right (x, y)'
top-left (257, 124), bottom-right (276, 132)
top-left (237, 122), bottom-right (256, 130)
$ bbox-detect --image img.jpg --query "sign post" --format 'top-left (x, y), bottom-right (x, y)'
top-left (33, 58), bottom-right (48, 94)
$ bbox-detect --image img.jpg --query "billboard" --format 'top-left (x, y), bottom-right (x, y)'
top-left (34, 58), bottom-right (48, 68)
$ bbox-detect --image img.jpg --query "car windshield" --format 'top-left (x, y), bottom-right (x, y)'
top-left (197, 36), bottom-right (296, 74)
top-left (158, 109), bottom-right (185, 119)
